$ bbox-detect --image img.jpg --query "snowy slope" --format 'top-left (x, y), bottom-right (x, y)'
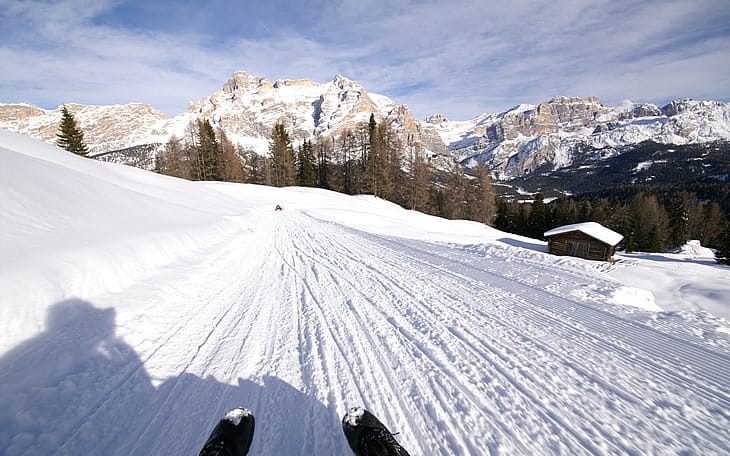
top-left (435, 97), bottom-right (730, 178)
top-left (1, 131), bottom-right (729, 455)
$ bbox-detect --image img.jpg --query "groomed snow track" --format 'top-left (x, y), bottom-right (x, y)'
top-left (2, 211), bottom-right (728, 455)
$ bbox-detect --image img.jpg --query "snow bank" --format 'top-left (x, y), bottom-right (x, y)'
top-left (607, 246), bottom-right (730, 320)
top-left (0, 130), bottom-right (253, 351)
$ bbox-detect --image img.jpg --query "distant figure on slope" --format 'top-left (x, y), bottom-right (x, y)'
top-left (274, 204), bottom-right (283, 211)
top-left (198, 407), bottom-right (410, 456)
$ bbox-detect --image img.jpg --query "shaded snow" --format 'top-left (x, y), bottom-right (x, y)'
top-left (1, 130), bottom-right (729, 455)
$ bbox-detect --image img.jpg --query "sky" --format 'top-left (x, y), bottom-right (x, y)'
top-left (1, 0), bottom-right (729, 120)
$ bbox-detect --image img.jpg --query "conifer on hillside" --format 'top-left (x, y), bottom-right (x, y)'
top-left (56, 106), bottom-right (88, 156)
top-left (269, 123), bottom-right (296, 187)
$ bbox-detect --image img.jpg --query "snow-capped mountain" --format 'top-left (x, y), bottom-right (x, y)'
top-left (0, 72), bottom-right (447, 159)
top-left (2, 76), bottom-right (728, 181)
top-left (173, 71), bottom-right (447, 156)
top-left (0, 102), bottom-right (171, 154)
top-left (432, 96), bottom-right (730, 179)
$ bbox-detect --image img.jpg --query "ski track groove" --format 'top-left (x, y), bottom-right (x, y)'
top-left (299, 212), bottom-right (729, 453)
top-left (302, 216), bottom-right (620, 454)
top-left (310, 251), bottom-right (531, 452)
top-left (393, 237), bottom-right (730, 410)
top-left (127, 234), bottom-right (272, 455)
top-left (290, 214), bottom-right (586, 454)
top-left (402, 236), bottom-right (730, 378)
top-left (56, 229), bottom-right (262, 456)
top-left (280, 219), bottom-right (419, 444)
top-left (32, 209), bottom-right (730, 455)
top-left (368, 230), bottom-right (730, 391)
top-left (307, 240), bottom-right (492, 453)
top-left (365, 226), bottom-right (730, 438)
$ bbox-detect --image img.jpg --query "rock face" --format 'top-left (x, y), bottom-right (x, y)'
top-left (2, 74), bottom-right (728, 180)
top-left (433, 97), bottom-right (730, 179)
top-left (0, 71), bottom-right (447, 162)
top-left (169, 71), bottom-right (447, 156)
top-left (0, 103), bottom-right (170, 154)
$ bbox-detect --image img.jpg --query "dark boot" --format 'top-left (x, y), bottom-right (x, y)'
top-left (342, 407), bottom-right (411, 456)
top-left (199, 408), bottom-right (255, 456)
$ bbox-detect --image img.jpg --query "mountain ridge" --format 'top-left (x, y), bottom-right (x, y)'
top-left (1, 71), bottom-right (728, 181)
top-left (433, 96), bottom-right (730, 178)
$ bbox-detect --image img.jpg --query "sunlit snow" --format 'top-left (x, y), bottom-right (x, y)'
top-left (1, 130), bottom-right (728, 455)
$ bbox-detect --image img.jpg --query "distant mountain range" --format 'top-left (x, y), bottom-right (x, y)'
top-left (2, 71), bottom-right (729, 193)
top-left (0, 72), bottom-right (447, 161)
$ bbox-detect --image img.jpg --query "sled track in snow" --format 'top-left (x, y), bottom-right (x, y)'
top-left (371, 232), bottom-right (730, 396)
top-left (8, 209), bottom-right (728, 455)
top-left (280, 211), bottom-right (729, 454)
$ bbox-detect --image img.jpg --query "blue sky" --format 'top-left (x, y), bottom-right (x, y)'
top-left (1, 0), bottom-right (729, 120)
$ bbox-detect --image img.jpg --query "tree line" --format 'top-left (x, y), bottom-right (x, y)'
top-left (52, 109), bottom-right (730, 263)
top-left (495, 190), bottom-right (730, 263)
top-left (154, 114), bottom-right (497, 225)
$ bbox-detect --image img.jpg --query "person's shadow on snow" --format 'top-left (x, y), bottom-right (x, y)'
top-left (0, 299), bottom-right (346, 455)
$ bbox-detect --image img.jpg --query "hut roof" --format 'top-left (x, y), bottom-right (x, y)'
top-left (544, 222), bottom-right (623, 246)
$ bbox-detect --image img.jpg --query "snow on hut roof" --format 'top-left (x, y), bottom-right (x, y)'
top-left (544, 222), bottom-right (623, 246)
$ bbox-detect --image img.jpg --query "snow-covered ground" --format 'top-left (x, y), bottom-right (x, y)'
top-left (1, 130), bottom-right (729, 455)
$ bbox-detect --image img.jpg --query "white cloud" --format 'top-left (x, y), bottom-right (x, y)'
top-left (0, 0), bottom-right (728, 119)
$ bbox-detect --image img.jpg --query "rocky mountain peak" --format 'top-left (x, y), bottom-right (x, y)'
top-left (331, 74), bottom-right (357, 89)
top-left (440, 95), bottom-right (730, 179)
top-left (662, 98), bottom-right (727, 117)
top-left (0, 102), bottom-right (170, 154)
top-left (534, 96), bottom-right (604, 125)
top-left (272, 78), bottom-right (319, 89)
top-left (222, 71), bottom-right (270, 96)
top-left (425, 114), bottom-right (449, 125)
top-left (2, 71), bottom-right (726, 181)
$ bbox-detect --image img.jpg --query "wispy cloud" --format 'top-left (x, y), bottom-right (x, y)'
top-left (1, 0), bottom-right (728, 119)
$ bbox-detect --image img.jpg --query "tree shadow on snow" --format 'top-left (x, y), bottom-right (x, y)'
top-left (0, 299), bottom-right (346, 455)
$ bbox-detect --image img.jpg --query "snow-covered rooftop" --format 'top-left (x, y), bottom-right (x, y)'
top-left (544, 222), bottom-right (623, 246)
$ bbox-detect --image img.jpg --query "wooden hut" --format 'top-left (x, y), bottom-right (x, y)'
top-left (544, 222), bottom-right (623, 261)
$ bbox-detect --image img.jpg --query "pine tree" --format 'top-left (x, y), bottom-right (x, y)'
top-left (195, 119), bottom-right (221, 181)
top-left (269, 123), bottom-right (296, 187)
top-left (715, 225), bottom-right (730, 265)
top-left (366, 114), bottom-right (376, 194)
top-left (296, 140), bottom-right (317, 187)
top-left (668, 191), bottom-right (691, 247)
top-left (339, 130), bottom-right (357, 194)
top-left (156, 135), bottom-right (192, 179)
top-left (407, 142), bottom-right (432, 212)
top-left (316, 138), bottom-right (333, 189)
top-left (529, 193), bottom-right (547, 238)
top-left (701, 202), bottom-right (726, 247)
top-left (56, 106), bottom-right (88, 156)
top-left (473, 164), bottom-right (496, 225)
top-left (629, 193), bottom-right (670, 252)
top-left (381, 122), bottom-right (402, 203)
top-left (443, 160), bottom-right (467, 219)
top-left (218, 129), bottom-right (246, 182)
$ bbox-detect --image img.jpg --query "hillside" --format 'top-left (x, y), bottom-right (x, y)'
top-left (502, 139), bottom-right (730, 199)
top-left (1, 131), bottom-right (729, 455)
